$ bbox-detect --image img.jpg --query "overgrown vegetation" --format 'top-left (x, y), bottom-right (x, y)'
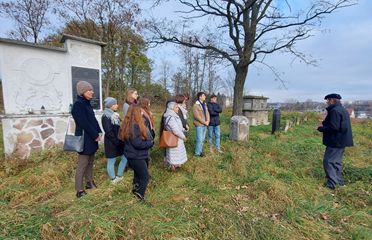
top-left (1, 110), bottom-right (371, 239)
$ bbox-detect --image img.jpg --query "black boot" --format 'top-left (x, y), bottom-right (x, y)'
top-left (76, 190), bottom-right (87, 198)
top-left (86, 181), bottom-right (98, 189)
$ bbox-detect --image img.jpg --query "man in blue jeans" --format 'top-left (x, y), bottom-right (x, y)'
top-left (192, 92), bottom-right (210, 157)
top-left (207, 94), bottom-right (223, 153)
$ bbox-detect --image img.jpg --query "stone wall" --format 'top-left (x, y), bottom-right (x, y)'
top-left (1, 113), bottom-right (102, 157)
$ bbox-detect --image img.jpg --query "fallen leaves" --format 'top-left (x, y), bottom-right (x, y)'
top-left (198, 222), bottom-right (206, 229)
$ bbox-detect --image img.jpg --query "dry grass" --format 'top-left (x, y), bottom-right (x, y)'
top-left (0, 110), bottom-right (371, 239)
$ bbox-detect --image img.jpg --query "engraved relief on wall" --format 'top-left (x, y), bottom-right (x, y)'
top-left (12, 58), bottom-right (64, 112)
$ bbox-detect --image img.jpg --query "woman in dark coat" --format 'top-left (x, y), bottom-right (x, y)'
top-left (71, 81), bottom-right (102, 198)
top-left (102, 97), bottom-right (127, 184)
top-left (138, 96), bottom-right (155, 168)
top-left (119, 105), bottom-right (154, 206)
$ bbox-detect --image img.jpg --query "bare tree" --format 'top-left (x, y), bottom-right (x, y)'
top-left (158, 57), bottom-right (172, 92)
top-left (283, 98), bottom-right (300, 111)
top-left (0, 0), bottom-right (54, 43)
top-left (148, 0), bottom-right (357, 115)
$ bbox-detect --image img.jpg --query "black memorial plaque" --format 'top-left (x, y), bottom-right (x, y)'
top-left (272, 109), bottom-right (281, 134)
top-left (72, 67), bottom-right (101, 110)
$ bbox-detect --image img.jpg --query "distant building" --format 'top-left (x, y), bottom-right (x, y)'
top-left (345, 108), bottom-right (355, 118)
top-left (268, 102), bottom-right (282, 109)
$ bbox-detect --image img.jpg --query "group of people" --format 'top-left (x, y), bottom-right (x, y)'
top-left (70, 81), bottom-right (224, 205)
top-left (70, 80), bottom-right (354, 206)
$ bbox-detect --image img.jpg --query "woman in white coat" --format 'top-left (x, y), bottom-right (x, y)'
top-left (160, 101), bottom-right (188, 171)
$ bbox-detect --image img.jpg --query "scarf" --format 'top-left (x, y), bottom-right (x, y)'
top-left (141, 109), bottom-right (154, 130)
top-left (126, 99), bottom-right (137, 105)
top-left (103, 108), bottom-right (121, 126)
top-left (179, 103), bottom-right (188, 119)
top-left (198, 100), bottom-right (207, 121)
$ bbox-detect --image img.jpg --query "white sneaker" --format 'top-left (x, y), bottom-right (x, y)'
top-left (111, 176), bottom-right (123, 185)
top-left (217, 148), bottom-right (224, 154)
top-left (210, 146), bottom-right (213, 152)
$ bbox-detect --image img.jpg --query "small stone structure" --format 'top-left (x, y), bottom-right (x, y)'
top-left (229, 116), bottom-right (249, 141)
top-left (0, 35), bottom-right (106, 157)
top-left (242, 95), bottom-right (270, 126)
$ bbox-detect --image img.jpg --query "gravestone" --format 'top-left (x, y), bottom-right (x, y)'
top-left (296, 117), bottom-right (300, 125)
top-left (0, 35), bottom-right (106, 158)
top-left (283, 120), bottom-right (290, 132)
top-left (293, 117), bottom-right (297, 126)
top-left (271, 109), bottom-right (281, 134)
top-left (304, 116), bottom-right (308, 121)
top-left (229, 116), bottom-right (249, 141)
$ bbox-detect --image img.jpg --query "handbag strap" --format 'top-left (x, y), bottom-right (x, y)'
top-left (66, 116), bottom-right (84, 136)
top-left (164, 116), bottom-right (173, 129)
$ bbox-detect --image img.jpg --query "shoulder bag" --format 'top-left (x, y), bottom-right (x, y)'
top-left (159, 117), bottom-right (178, 148)
top-left (63, 116), bottom-right (84, 152)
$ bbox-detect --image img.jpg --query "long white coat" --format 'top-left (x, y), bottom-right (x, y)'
top-left (163, 108), bottom-right (188, 166)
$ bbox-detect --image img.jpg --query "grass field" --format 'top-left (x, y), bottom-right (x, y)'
top-left (0, 109), bottom-right (371, 239)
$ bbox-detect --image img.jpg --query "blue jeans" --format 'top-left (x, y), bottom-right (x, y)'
top-left (195, 126), bottom-right (207, 155)
top-left (208, 125), bottom-right (220, 149)
top-left (107, 155), bottom-right (128, 179)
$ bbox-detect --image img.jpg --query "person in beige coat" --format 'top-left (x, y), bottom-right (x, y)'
top-left (192, 92), bottom-right (210, 157)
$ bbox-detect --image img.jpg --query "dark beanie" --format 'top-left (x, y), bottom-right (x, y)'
top-left (104, 97), bottom-right (117, 108)
top-left (77, 81), bottom-right (93, 96)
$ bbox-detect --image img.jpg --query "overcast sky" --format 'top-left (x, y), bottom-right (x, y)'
top-left (1, 0), bottom-right (371, 103)
top-left (143, 0), bottom-right (372, 103)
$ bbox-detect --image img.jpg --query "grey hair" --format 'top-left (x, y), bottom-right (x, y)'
top-left (167, 101), bottom-right (177, 109)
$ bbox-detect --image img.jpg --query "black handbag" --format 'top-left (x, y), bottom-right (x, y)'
top-left (63, 117), bottom-right (84, 152)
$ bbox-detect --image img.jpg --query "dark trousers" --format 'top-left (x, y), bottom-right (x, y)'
top-left (75, 154), bottom-right (95, 191)
top-left (128, 159), bottom-right (150, 199)
top-left (323, 147), bottom-right (345, 188)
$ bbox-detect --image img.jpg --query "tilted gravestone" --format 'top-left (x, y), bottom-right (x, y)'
top-left (229, 116), bottom-right (250, 141)
top-left (272, 109), bottom-right (281, 134)
top-left (283, 120), bottom-right (290, 132)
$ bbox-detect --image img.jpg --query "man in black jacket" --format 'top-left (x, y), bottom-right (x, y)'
top-left (316, 93), bottom-right (354, 190)
top-left (207, 94), bottom-right (223, 153)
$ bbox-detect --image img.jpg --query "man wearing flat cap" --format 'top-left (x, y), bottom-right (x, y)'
top-left (316, 93), bottom-right (353, 190)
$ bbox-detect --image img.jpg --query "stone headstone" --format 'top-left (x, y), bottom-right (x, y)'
top-left (272, 109), bottom-right (281, 134)
top-left (304, 116), bottom-right (308, 121)
top-left (296, 117), bottom-right (300, 125)
top-left (283, 120), bottom-right (290, 132)
top-left (229, 116), bottom-right (249, 141)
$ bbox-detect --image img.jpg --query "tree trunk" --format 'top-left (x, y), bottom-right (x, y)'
top-left (232, 65), bottom-right (249, 116)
